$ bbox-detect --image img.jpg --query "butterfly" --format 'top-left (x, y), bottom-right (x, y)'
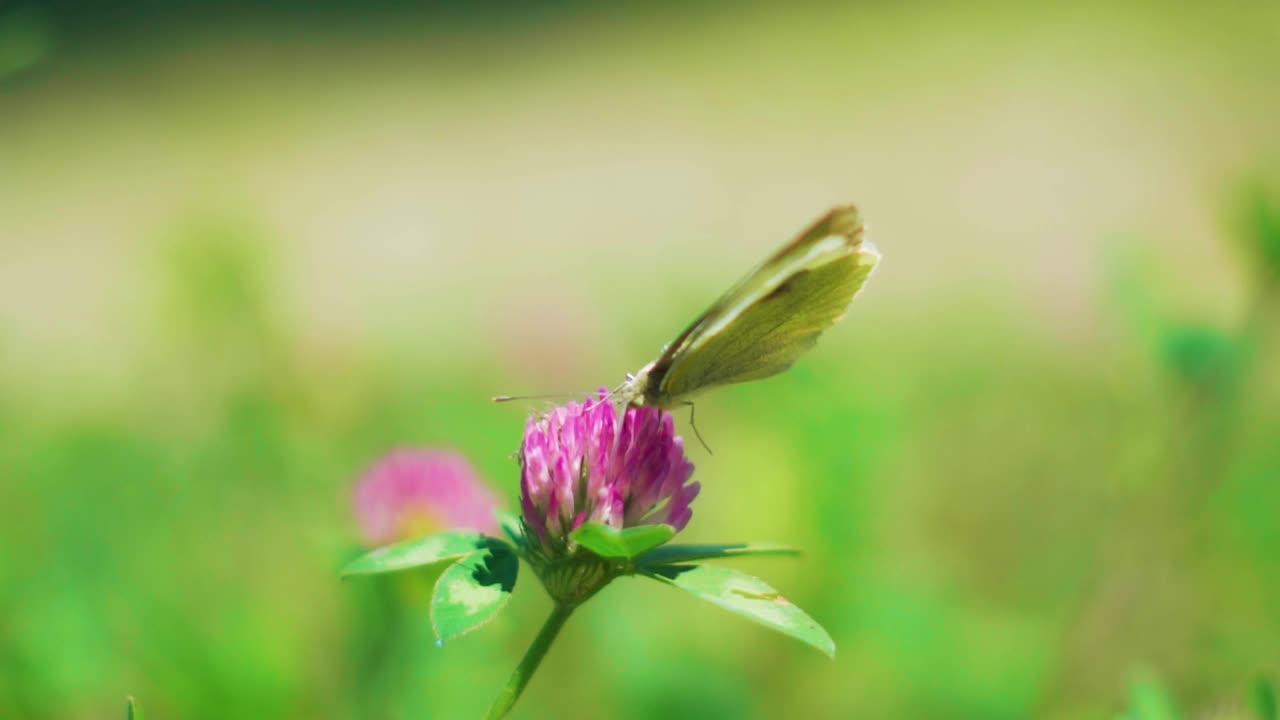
top-left (616, 205), bottom-right (880, 408)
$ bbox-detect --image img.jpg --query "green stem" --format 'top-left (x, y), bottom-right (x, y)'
top-left (485, 604), bottom-right (574, 720)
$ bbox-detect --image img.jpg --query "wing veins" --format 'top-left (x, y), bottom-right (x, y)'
top-left (650, 206), bottom-right (863, 373)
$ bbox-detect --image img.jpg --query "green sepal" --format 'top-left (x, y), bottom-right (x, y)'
top-left (341, 531), bottom-right (497, 578)
top-left (637, 542), bottom-right (800, 566)
top-left (430, 544), bottom-right (519, 642)
top-left (645, 564), bottom-right (835, 658)
top-left (127, 696), bottom-right (143, 720)
top-left (570, 521), bottom-right (675, 559)
top-left (496, 509), bottom-right (525, 549)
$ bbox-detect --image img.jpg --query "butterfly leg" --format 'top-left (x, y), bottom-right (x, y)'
top-left (683, 401), bottom-right (713, 455)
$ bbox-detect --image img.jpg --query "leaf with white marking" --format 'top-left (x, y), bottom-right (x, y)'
top-left (431, 545), bottom-right (519, 641)
top-left (341, 531), bottom-right (492, 578)
top-left (645, 564), bottom-right (834, 657)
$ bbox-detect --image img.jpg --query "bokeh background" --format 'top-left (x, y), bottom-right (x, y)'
top-left (3, 2), bottom-right (1280, 718)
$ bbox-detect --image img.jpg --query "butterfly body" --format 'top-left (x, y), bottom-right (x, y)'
top-left (618, 205), bottom-right (879, 409)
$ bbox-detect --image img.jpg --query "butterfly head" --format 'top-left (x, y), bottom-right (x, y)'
top-left (615, 362), bottom-right (658, 407)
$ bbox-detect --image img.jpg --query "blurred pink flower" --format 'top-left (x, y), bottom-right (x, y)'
top-left (354, 449), bottom-right (500, 545)
top-left (520, 390), bottom-right (699, 554)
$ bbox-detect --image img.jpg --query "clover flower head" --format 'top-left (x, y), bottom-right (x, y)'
top-left (519, 389), bottom-right (699, 555)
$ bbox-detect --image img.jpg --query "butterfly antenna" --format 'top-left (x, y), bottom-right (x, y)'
top-left (492, 391), bottom-right (591, 404)
top-left (605, 377), bottom-right (632, 405)
top-left (683, 401), bottom-right (713, 455)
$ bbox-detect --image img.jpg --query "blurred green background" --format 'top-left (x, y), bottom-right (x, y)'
top-left (3, 1), bottom-right (1280, 718)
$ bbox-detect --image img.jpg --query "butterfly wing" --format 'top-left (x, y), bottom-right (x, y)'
top-left (642, 206), bottom-right (879, 406)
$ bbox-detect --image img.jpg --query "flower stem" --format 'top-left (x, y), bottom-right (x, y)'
top-left (485, 603), bottom-right (574, 720)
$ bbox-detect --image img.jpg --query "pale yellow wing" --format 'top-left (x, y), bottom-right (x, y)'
top-left (640, 206), bottom-right (878, 406)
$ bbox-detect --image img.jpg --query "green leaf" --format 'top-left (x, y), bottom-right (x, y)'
top-left (341, 531), bottom-right (493, 578)
top-left (645, 564), bottom-right (834, 657)
top-left (127, 696), bottom-right (143, 720)
top-left (638, 542), bottom-right (800, 566)
top-left (1252, 677), bottom-right (1277, 720)
top-left (431, 545), bottom-right (519, 641)
top-left (570, 522), bottom-right (675, 559)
